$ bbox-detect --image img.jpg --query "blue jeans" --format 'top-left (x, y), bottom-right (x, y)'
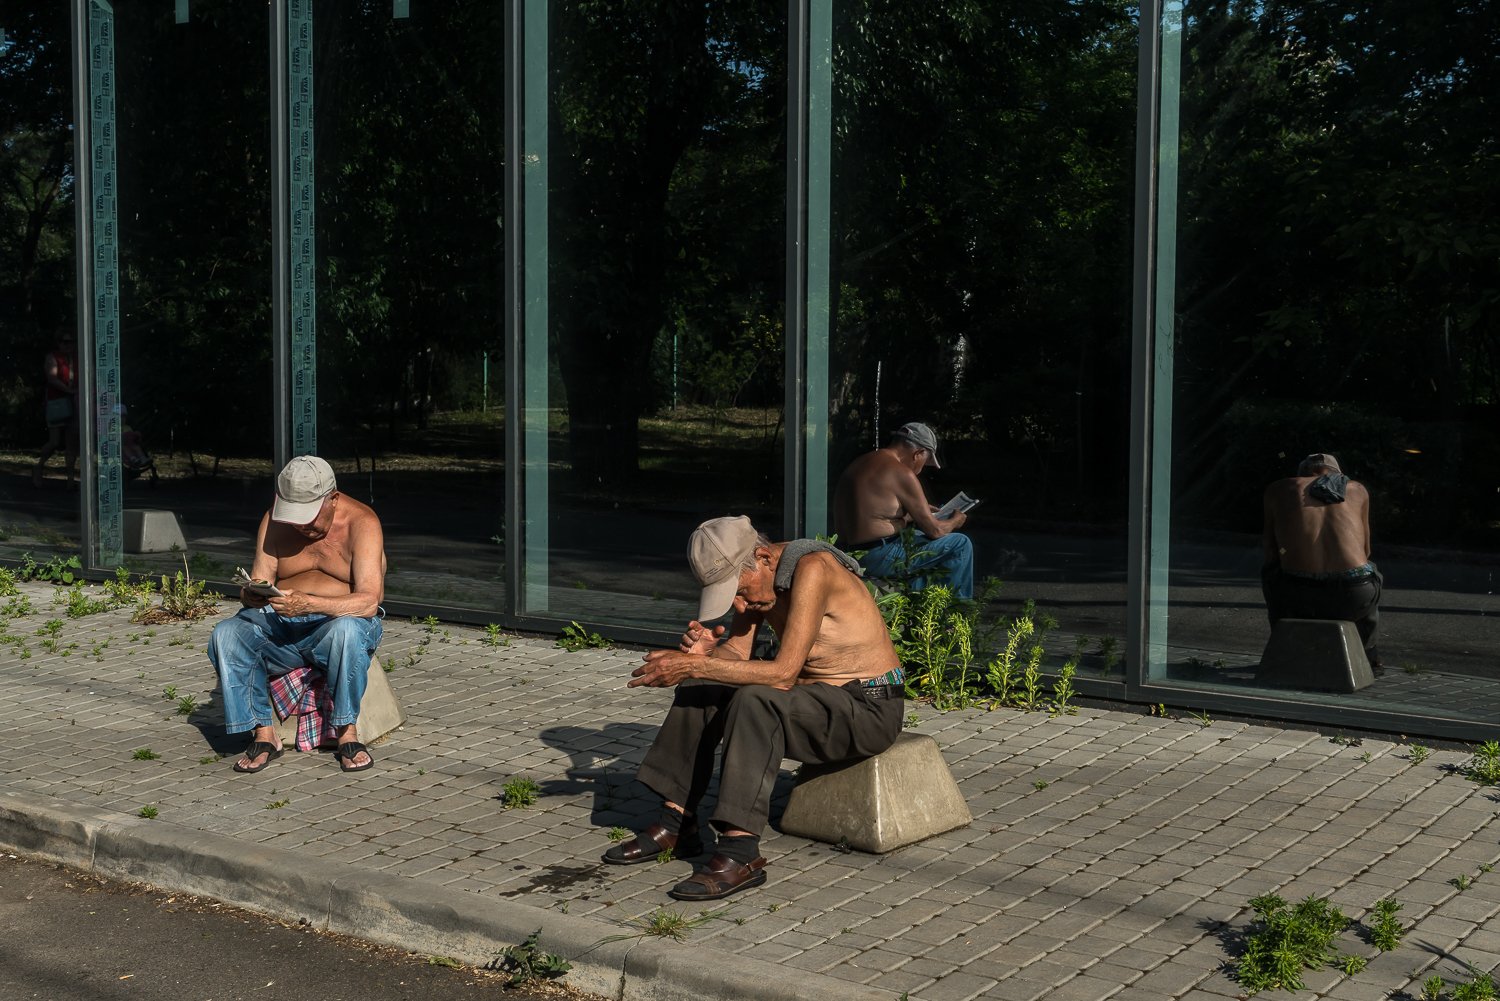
top-left (858, 531), bottom-right (975, 599)
top-left (207, 607), bottom-right (382, 734)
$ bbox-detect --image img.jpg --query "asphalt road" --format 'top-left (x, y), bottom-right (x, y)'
top-left (0, 852), bottom-right (594, 1001)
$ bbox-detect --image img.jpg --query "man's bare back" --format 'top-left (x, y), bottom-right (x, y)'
top-left (1263, 476), bottom-right (1370, 574)
top-left (833, 447), bottom-right (965, 543)
top-left (760, 548), bottom-right (901, 686)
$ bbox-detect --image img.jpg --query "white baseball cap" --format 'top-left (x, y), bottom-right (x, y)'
top-left (272, 455), bottom-right (337, 524)
top-left (687, 516), bottom-right (758, 621)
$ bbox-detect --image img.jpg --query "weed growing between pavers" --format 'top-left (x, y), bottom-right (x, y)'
top-left (556, 620), bottom-right (612, 651)
top-left (1460, 741), bottom-right (1500, 786)
top-left (500, 776), bottom-right (541, 809)
top-left (136, 562), bottom-right (219, 624)
top-left (489, 928), bottom-right (571, 987)
top-left (1230, 892), bottom-right (1414, 995)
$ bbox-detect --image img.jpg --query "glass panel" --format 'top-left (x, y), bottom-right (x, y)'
top-left (95, 1), bottom-right (274, 583)
top-left (0, 8), bottom-right (81, 567)
top-left (524, 2), bottom-right (788, 629)
top-left (309, 2), bottom-right (507, 615)
top-left (816, 1), bottom-right (1139, 678)
top-left (1153, 0), bottom-right (1500, 725)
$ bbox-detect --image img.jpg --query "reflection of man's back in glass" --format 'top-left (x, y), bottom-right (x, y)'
top-left (1261, 452), bottom-right (1382, 669)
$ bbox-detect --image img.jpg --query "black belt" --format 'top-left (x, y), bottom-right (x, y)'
top-left (847, 534), bottom-right (900, 550)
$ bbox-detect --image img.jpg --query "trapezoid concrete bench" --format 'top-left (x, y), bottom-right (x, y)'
top-left (207, 655), bottom-right (406, 747)
top-left (123, 509), bottom-right (186, 553)
top-left (273, 655), bottom-right (406, 746)
top-left (779, 731), bottom-right (971, 853)
top-left (1255, 618), bottom-right (1375, 693)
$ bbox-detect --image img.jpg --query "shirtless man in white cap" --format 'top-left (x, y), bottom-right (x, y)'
top-left (208, 456), bottom-right (386, 773)
top-left (1262, 452), bottom-right (1382, 668)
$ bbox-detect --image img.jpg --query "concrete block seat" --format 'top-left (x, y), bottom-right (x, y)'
top-left (207, 655), bottom-right (405, 748)
top-left (1256, 618), bottom-right (1375, 694)
top-left (779, 731), bottom-right (972, 853)
top-left (123, 509), bottom-right (186, 553)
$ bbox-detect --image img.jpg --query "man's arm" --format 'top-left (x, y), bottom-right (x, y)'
top-left (631, 557), bottom-right (839, 690)
top-left (894, 468), bottom-right (965, 538)
top-left (1261, 488), bottom-right (1280, 565)
top-left (241, 513), bottom-right (278, 608)
top-left (1354, 481), bottom-right (1372, 559)
top-left (270, 511), bottom-right (385, 619)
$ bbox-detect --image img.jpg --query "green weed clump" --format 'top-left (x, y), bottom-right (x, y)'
top-left (1461, 741), bottom-right (1500, 786)
top-left (491, 928), bottom-right (571, 987)
top-left (556, 621), bottom-right (612, 651)
top-left (1233, 894), bottom-right (1350, 993)
top-left (501, 776), bottom-right (541, 809)
top-left (1367, 896), bottom-right (1403, 951)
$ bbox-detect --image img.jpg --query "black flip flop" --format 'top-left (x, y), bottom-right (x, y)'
top-left (233, 741), bottom-right (283, 774)
top-left (335, 741), bottom-right (375, 773)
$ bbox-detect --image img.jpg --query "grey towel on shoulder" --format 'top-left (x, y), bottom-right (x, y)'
top-left (1308, 472), bottom-right (1348, 503)
top-left (774, 540), bottom-right (862, 590)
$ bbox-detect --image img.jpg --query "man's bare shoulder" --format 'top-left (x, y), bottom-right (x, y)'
top-left (339, 495), bottom-right (383, 529)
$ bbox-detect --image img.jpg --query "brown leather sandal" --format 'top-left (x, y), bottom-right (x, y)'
top-left (602, 820), bottom-right (703, 865)
top-left (667, 855), bottom-right (767, 901)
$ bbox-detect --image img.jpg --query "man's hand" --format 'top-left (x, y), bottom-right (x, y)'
top-left (678, 620), bottom-right (725, 655)
top-left (267, 589), bottom-right (315, 617)
top-left (939, 509), bottom-right (968, 531)
top-left (240, 587), bottom-right (272, 609)
top-left (630, 649), bottom-right (703, 688)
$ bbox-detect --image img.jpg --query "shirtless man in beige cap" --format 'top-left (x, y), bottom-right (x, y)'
top-left (605, 516), bottom-right (903, 901)
top-left (1261, 452), bottom-right (1382, 668)
top-left (208, 456), bottom-right (387, 773)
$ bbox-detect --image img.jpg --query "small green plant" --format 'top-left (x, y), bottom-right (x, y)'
top-left (1233, 894), bottom-right (1351, 993)
top-left (903, 711), bottom-right (921, 729)
top-left (1424, 976), bottom-right (1446, 1000)
top-left (162, 685), bottom-right (179, 701)
top-left (175, 695), bottom-right (198, 716)
top-left (491, 928), bottom-right (571, 988)
top-left (1187, 709), bottom-right (1212, 727)
top-left (1097, 635), bottom-right (1121, 674)
top-left (638, 908), bottom-right (704, 940)
top-left (1337, 954), bottom-right (1367, 975)
top-left (1359, 750), bottom-right (1373, 763)
top-left (1366, 896), bottom-right (1403, 951)
top-left (1461, 741), bottom-right (1500, 786)
top-left (1404, 662), bottom-right (1423, 675)
top-left (138, 805), bottom-right (158, 819)
top-left (501, 776), bottom-right (541, 809)
top-left (132, 748), bottom-right (160, 761)
top-left (198, 756), bottom-right (218, 765)
top-left (137, 562), bottom-right (218, 623)
top-left (1409, 744), bottom-right (1431, 764)
top-left (655, 848), bottom-right (674, 864)
top-left (607, 826), bottom-right (630, 842)
top-left (1481, 863), bottom-right (1494, 874)
top-left (2, 594), bottom-right (35, 618)
top-left (1149, 703), bottom-right (1169, 717)
top-left (557, 621), bottom-right (612, 651)
top-left (427, 956), bottom-right (461, 969)
top-left (1451, 873), bottom-right (1473, 891)
top-left (0, 566), bottom-right (17, 597)
top-left (1033, 779), bottom-right (1049, 790)
top-left (265, 799), bottom-right (290, 810)
top-left (35, 618), bottom-right (64, 638)
top-left (1454, 970), bottom-right (1499, 1001)
top-left (1330, 734), bottom-right (1363, 747)
top-left (482, 623), bottom-right (510, 648)
top-left (61, 584), bottom-right (110, 618)
top-left (102, 566), bottom-right (155, 607)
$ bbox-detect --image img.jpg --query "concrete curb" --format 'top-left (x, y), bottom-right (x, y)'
top-left (0, 795), bottom-right (891, 1001)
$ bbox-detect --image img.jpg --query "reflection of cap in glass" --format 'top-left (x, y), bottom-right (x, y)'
top-left (1297, 452), bottom-right (1342, 476)
top-left (687, 515), bottom-right (758, 621)
top-left (896, 421), bottom-right (941, 468)
top-left (272, 455), bottom-right (337, 524)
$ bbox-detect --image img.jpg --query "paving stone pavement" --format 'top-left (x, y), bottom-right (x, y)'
top-left (2, 579), bottom-right (1500, 1000)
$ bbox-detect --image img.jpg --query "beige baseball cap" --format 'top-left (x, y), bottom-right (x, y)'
top-left (272, 455), bottom-right (337, 524)
top-left (1297, 452), bottom-right (1342, 476)
top-left (896, 422), bottom-right (941, 468)
top-left (687, 515), bottom-right (758, 621)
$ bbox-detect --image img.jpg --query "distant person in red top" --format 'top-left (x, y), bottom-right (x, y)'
top-left (33, 329), bottom-right (78, 487)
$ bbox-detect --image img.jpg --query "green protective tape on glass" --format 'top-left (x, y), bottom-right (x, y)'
top-left (393, 0), bottom-right (410, 18)
top-left (289, 0), bottom-right (317, 454)
top-left (175, 0), bottom-right (188, 24)
top-left (90, 2), bottom-right (123, 566)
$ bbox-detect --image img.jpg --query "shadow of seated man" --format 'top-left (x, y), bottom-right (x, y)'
top-left (1261, 452), bottom-right (1382, 673)
top-left (207, 456), bottom-right (387, 774)
top-left (605, 516), bottom-right (905, 902)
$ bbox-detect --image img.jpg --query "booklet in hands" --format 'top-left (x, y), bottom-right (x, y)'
top-left (934, 491), bottom-right (982, 520)
top-left (233, 567), bottom-right (284, 598)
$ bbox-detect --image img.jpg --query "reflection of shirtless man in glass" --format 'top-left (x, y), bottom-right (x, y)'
top-left (1261, 452), bottom-right (1381, 669)
top-left (832, 422), bottom-right (974, 597)
top-left (208, 456), bottom-right (387, 773)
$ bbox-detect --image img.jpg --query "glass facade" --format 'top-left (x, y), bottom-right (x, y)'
top-left (1, 0), bottom-right (1494, 738)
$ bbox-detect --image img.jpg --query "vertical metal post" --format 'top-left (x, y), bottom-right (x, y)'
top-left (503, 0), bottom-right (524, 617)
top-left (70, 0), bottom-right (97, 564)
top-left (270, 0), bottom-right (292, 469)
top-left (783, 0), bottom-right (809, 539)
top-left (1125, 0), bottom-right (1165, 697)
